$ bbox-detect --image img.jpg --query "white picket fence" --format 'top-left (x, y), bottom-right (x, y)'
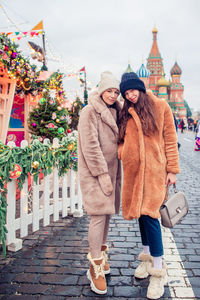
top-left (6, 139), bottom-right (83, 252)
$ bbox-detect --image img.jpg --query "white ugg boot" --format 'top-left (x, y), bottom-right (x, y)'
top-left (134, 252), bottom-right (153, 279)
top-left (147, 262), bottom-right (168, 299)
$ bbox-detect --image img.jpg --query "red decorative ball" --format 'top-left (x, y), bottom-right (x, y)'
top-left (67, 129), bottom-right (71, 133)
top-left (9, 164), bottom-right (22, 179)
top-left (4, 45), bottom-right (9, 51)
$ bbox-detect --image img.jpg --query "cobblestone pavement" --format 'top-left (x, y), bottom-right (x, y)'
top-left (0, 130), bottom-right (199, 299)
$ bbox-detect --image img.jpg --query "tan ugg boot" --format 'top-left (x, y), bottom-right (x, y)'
top-left (147, 262), bottom-right (168, 299)
top-left (87, 253), bottom-right (107, 294)
top-left (134, 252), bottom-right (153, 279)
top-left (101, 244), bottom-right (110, 275)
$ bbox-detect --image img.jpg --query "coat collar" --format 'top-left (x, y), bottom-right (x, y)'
top-left (88, 90), bottom-right (121, 135)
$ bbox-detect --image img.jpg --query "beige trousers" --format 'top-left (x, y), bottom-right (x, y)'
top-left (88, 215), bottom-right (111, 258)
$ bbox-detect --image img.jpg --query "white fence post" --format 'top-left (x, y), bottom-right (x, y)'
top-left (20, 140), bottom-right (29, 238)
top-left (62, 173), bottom-right (68, 217)
top-left (6, 141), bottom-right (22, 251)
top-left (43, 138), bottom-right (50, 226)
top-left (20, 177), bottom-right (28, 237)
top-left (32, 179), bottom-right (40, 232)
top-left (43, 174), bottom-right (50, 226)
top-left (6, 180), bottom-right (22, 251)
top-left (70, 170), bottom-right (76, 214)
top-left (53, 138), bottom-right (59, 222)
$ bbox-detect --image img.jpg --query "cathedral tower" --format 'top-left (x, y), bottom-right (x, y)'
top-left (147, 27), bottom-right (163, 94)
top-left (170, 61), bottom-right (186, 117)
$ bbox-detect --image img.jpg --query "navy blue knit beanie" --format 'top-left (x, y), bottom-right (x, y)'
top-left (120, 72), bottom-right (146, 99)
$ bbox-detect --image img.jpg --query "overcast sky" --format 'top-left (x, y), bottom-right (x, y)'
top-left (0, 0), bottom-right (200, 110)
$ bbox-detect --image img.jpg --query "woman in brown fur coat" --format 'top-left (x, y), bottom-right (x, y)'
top-left (78, 71), bottom-right (121, 295)
top-left (118, 72), bottom-right (180, 300)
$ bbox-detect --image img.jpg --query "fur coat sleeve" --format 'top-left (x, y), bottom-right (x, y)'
top-left (78, 106), bottom-right (108, 177)
top-left (163, 102), bottom-right (180, 174)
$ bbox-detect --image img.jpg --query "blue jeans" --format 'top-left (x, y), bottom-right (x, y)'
top-left (138, 215), bottom-right (164, 257)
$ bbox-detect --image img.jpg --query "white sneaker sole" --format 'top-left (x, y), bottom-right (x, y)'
top-left (87, 270), bottom-right (107, 295)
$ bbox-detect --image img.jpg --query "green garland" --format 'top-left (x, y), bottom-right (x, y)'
top-left (0, 132), bottom-right (78, 257)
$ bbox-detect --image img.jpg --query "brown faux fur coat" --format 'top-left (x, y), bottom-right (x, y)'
top-left (78, 90), bottom-right (122, 215)
top-left (118, 90), bottom-right (180, 220)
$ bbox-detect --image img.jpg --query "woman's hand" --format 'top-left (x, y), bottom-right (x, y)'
top-left (98, 173), bottom-right (113, 196)
top-left (166, 173), bottom-right (177, 187)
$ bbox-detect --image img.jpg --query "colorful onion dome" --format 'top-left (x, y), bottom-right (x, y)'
top-left (136, 63), bottom-right (150, 78)
top-left (170, 61), bottom-right (182, 76)
top-left (157, 75), bottom-right (170, 87)
top-left (124, 62), bottom-right (133, 73)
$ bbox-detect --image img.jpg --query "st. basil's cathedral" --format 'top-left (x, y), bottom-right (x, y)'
top-left (126, 27), bottom-right (187, 118)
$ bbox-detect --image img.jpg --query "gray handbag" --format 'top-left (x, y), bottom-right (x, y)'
top-left (160, 184), bottom-right (189, 228)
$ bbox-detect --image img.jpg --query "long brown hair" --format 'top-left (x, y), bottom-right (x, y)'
top-left (118, 91), bottom-right (158, 143)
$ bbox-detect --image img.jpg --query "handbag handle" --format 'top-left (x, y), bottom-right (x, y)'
top-left (173, 183), bottom-right (178, 193)
top-left (164, 183), bottom-right (178, 201)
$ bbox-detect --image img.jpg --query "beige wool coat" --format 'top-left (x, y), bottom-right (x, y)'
top-left (78, 90), bottom-right (122, 215)
top-left (118, 90), bottom-right (180, 220)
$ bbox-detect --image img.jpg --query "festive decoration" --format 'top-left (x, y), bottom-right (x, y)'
top-left (0, 34), bottom-right (65, 101)
top-left (49, 98), bottom-right (56, 105)
top-left (45, 123), bottom-right (58, 130)
top-left (32, 161), bottom-right (39, 169)
top-left (71, 151), bottom-right (78, 162)
top-left (39, 97), bottom-right (46, 104)
top-left (58, 127), bottom-right (64, 134)
top-left (52, 112), bottom-right (56, 120)
top-left (28, 91), bottom-right (70, 141)
top-left (0, 131), bottom-right (78, 257)
top-left (67, 143), bottom-right (75, 151)
top-left (9, 164), bottom-right (22, 179)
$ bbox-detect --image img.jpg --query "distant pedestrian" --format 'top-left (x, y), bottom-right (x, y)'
top-left (173, 113), bottom-right (178, 132)
top-left (78, 71), bottom-right (121, 295)
top-left (180, 118), bottom-right (185, 133)
top-left (173, 113), bottom-right (181, 150)
top-left (193, 119), bottom-right (197, 132)
top-left (195, 119), bottom-right (200, 151)
top-left (118, 72), bottom-right (180, 299)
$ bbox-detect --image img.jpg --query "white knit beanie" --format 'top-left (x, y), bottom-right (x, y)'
top-left (98, 71), bottom-right (119, 95)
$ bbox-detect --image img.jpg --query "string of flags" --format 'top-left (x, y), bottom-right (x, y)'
top-left (0, 31), bottom-right (43, 41)
top-left (0, 20), bottom-right (44, 41)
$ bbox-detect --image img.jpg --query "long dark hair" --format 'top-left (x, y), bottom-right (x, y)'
top-left (118, 91), bottom-right (158, 143)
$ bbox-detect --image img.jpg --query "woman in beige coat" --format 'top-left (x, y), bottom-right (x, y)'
top-left (78, 71), bottom-right (121, 295)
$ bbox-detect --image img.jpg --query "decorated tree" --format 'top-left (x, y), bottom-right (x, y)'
top-left (28, 91), bottom-right (71, 142)
top-left (184, 100), bottom-right (192, 118)
top-left (68, 97), bottom-right (84, 130)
